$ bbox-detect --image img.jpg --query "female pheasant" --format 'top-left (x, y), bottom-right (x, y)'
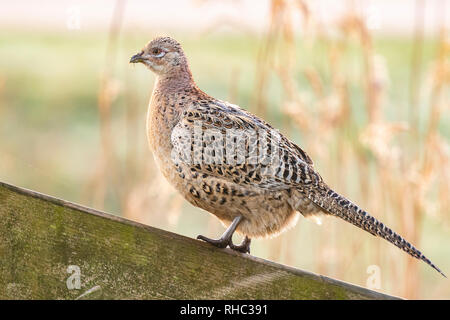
top-left (130, 36), bottom-right (445, 277)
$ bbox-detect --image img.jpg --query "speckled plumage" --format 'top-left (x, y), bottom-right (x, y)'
top-left (130, 36), bottom-right (445, 277)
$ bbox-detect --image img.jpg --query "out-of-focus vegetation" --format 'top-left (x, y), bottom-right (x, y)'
top-left (0, 0), bottom-right (449, 299)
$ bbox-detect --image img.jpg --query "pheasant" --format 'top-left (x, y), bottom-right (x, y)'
top-left (130, 36), bottom-right (445, 277)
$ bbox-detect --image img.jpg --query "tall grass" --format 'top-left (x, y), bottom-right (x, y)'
top-left (246, 0), bottom-right (449, 299)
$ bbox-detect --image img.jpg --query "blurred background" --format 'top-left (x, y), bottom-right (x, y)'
top-left (0, 0), bottom-right (449, 299)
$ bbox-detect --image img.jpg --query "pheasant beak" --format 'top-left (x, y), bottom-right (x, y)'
top-left (130, 52), bottom-right (145, 64)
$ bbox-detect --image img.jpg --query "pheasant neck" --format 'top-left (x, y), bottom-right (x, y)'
top-left (156, 65), bottom-right (195, 92)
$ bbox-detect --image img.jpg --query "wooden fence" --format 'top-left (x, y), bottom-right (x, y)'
top-left (0, 181), bottom-right (399, 299)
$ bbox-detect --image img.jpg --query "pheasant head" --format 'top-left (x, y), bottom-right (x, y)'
top-left (130, 36), bottom-right (190, 77)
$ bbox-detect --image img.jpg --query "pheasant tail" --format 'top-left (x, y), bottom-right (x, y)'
top-left (308, 186), bottom-right (446, 278)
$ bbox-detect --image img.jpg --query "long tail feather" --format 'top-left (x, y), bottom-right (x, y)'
top-left (309, 186), bottom-right (446, 278)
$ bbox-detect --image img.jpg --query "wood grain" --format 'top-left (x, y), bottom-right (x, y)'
top-left (0, 181), bottom-right (400, 300)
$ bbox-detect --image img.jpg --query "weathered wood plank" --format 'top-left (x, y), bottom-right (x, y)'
top-left (0, 181), bottom-right (400, 300)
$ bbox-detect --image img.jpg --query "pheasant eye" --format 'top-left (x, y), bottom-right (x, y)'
top-left (151, 48), bottom-right (165, 58)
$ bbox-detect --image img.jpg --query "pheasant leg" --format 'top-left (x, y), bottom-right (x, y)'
top-left (229, 236), bottom-right (251, 254)
top-left (197, 216), bottom-right (251, 253)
